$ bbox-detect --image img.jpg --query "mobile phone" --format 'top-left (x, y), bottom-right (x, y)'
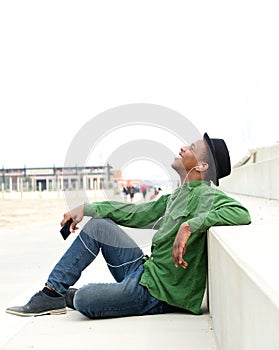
top-left (60, 218), bottom-right (73, 240)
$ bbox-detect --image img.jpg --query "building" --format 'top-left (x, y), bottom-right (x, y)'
top-left (0, 164), bottom-right (120, 192)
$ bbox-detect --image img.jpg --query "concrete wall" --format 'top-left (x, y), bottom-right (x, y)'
top-left (220, 144), bottom-right (279, 200)
top-left (208, 225), bottom-right (279, 350)
top-left (255, 143), bottom-right (279, 162)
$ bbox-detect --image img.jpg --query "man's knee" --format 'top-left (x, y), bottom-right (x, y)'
top-left (82, 218), bottom-right (115, 239)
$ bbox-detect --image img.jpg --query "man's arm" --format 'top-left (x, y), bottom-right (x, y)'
top-left (83, 197), bottom-right (169, 228)
top-left (172, 196), bottom-right (251, 268)
top-left (187, 200), bottom-right (251, 234)
top-left (61, 194), bottom-right (170, 231)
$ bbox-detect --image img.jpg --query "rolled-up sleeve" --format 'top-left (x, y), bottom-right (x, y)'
top-left (187, 195), bottom-right (251, 234)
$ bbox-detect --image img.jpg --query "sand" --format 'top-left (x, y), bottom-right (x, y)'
top-left (0, 197), bottom-right (67, 230)
top-left (0, 189), bottom-right (133, 230)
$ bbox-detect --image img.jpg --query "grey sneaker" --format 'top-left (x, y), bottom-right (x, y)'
top-left (5, 291), bottom-right (66, 317)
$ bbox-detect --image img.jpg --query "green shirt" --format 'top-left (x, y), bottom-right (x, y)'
top-left (84, 180), bottom-right (251, 314)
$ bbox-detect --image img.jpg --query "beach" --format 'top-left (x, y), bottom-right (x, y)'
top-left (0, 189), bottom-right (139, 231)
top-left (0, 197), bottom-right (66, 230)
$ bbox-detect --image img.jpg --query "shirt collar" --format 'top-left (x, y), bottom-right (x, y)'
top-left (182, 179), bottom-right (211, 190)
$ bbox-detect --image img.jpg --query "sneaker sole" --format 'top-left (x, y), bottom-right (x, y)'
top-left (5, 308), bottom-right (67, 317)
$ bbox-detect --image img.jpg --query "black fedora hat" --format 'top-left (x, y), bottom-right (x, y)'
top-left (203, 133), bottom-right (231, 186)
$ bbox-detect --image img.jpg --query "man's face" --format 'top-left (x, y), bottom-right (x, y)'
top-left (172, 139), bottom-right (207, 172)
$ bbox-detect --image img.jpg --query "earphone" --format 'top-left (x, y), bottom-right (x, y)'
top-left (76, 161), bottom-right (209, 268)
top-left (181, 163), bottom-right (207, 186)
top-left (78, 232), bottom-right (145, 268)
top-left (193, 164), bottom-right (204, 169)
top-left (153, 164), bottom-right (206, 230)
top-left (77, 162), bottom-right (208, 267)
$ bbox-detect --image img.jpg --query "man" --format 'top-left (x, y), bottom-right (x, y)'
top-left (6, 133), bottom-right (251, 318)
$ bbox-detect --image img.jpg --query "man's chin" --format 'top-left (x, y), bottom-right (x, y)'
top-left (171, 158), bottom-right (184, 171)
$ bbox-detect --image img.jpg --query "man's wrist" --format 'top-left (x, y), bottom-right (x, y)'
top-left (83, 202), bottom-right (88, 216)
top-left (182, 221), bottom-right (191, 234)
top-left (83, 202), bottom-right (95, 217)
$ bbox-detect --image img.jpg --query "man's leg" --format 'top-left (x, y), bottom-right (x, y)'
top-left (67, 219), bottom-right (180, 319)
top-left (6, 218), bottom-right (145, 317)
top-left (73, 264), bottom-right (169, 319)
top-left (47, 218), bottom-right (144, 295)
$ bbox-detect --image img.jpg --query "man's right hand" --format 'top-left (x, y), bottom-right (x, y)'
top-left (60, 204), bottom-right (85, 232)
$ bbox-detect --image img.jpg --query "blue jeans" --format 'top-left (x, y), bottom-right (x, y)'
top-left (47, 218), bottom-right (179, 319)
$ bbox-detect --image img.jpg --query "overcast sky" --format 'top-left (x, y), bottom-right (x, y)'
top-left (1, 1), bottom-right (278, 181)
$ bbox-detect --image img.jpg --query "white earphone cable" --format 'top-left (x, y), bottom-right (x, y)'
top-left (78, 232), bottom-right (144, 268)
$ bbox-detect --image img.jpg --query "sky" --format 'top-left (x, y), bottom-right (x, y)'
top-left (1, 1), bottom-right (278, 182)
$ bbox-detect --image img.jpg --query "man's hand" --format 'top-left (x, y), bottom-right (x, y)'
top-left (60, 204), bottom-right (85, 232)
top-left (172, 222), bottom-right (191, 268)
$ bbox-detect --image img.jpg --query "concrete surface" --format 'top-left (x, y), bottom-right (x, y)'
top-left (207, 192), bottom-right (279, 350)
top-left (220, 142), bottom-right (279, 200)
top-left (220, 157), bottom-right (279, 200)
top-left (250, 143), bottom-right (279, 163)
top-left (208, 226), bottom-right (279, 350)
top-left (1, 192), bottom-right (278, 349)
top-left (0, 221), bottom-right (217, 350)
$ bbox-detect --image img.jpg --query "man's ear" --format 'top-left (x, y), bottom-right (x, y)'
top-left (196, 163), bottom-right (209, 171)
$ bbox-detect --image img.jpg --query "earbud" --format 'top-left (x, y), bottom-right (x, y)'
top-left (183, 164), bottom-right (206, 185)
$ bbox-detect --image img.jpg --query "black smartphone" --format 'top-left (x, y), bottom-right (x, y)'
top-left (60, 218), bottom-right (73, 240)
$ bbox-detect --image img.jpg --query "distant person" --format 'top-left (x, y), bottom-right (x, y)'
top-left (150, 187), bottom-right (162, 201)
top-left (122, 186), bottom-right (128, 201)
top-left (140, 184), bottom-right (148, 201)
top-left (127, 185), bottom-right (136, 202)
top-left (6, 133), bottom-right (251, 319)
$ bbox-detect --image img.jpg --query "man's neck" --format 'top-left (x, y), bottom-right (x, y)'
top-left (180, 171), bottom-right (202, 187)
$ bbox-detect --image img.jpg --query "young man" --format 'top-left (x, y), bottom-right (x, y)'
top-left (6, 133), bottom-right (251, 318)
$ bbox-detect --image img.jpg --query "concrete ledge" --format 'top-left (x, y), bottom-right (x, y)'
top-left (208, 225), bottom-right (279, 350)
top-left (220, 158), bottom-right (279, 200)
